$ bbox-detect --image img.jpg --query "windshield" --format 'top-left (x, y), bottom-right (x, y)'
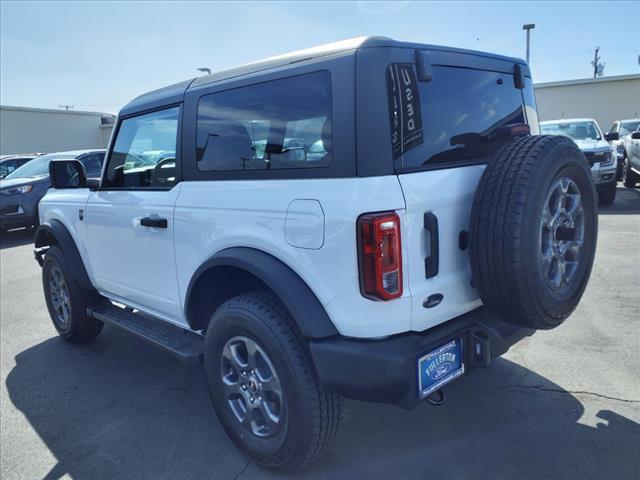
top-left (4, 153), bottom-right (75, 179)
top-left (540, 121), bottom-right (601, 141)
top-left (619, 121), bottom-right (640, 136)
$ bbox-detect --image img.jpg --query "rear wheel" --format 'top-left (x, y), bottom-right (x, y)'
top-left (598, 181), bottom-right (617, 205)
top-left (204, 291), bottom-right (341, 471)
top-left (470, 135), bottom-right (598, 330)
top-left (42, 246), bottom-right (104, 342)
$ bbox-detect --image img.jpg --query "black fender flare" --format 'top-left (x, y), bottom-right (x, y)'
top-left (34, 220), bottom-right (94, 290)
top-left (185, 247), bottom-right (339, 338)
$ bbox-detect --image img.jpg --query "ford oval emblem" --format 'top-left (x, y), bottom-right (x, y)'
top-left (433, 363), bottom-right (453, 380)
top-left (423, 293), bottom-right (444, 309)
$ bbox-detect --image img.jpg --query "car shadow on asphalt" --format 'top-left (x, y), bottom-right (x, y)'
top-left (0, 228), bottom-right (34, 250)
top-left (5, 327), bottom-right (640, 480)
top-left (598, 185), bottom-right (640, 215)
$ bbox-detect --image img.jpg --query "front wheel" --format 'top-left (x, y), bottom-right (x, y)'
top-left (42, 246), bottom-right (104, 342)
top-left (204, 291), bottom-right (341, 471)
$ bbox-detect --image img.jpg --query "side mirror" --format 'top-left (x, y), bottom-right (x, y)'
top-left (49, 159), bottom-right (87, 189)
top-left (604, 132), bottom-right (619, 141)
top-left (632, 131), bottom-right (640, 140)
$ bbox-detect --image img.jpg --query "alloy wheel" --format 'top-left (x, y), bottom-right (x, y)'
top-left (539, 177), bottom-right (585, 290)
top-left (220, 336), bottom-right (284, 438)
top-left (49, 266), bottom-right (71, 328)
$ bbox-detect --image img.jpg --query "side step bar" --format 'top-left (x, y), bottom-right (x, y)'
top-left (87, 304), bottom-right (204, 364)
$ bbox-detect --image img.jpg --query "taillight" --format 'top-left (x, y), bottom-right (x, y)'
top-left (357, 212), bottom-right (403, 300)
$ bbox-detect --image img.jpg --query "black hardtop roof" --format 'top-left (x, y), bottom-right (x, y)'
top-left (120, 36), bottom-right (527, 117)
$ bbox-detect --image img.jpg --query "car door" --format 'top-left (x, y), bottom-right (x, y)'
top-left (84, 106), bottom-right (185, 325)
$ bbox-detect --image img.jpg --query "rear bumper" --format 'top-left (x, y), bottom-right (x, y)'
top-left (309, 308), bottom-right (534, 408)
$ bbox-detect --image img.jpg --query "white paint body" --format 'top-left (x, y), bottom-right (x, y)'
top-left (39, 165), bottom-right (482, 339)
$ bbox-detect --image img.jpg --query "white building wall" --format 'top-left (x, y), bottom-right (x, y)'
top-left (534, 74), bottom-right (640, 132)
top-left (0, 106), bottom-right (115, 155)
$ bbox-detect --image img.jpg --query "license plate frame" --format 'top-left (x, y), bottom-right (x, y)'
top-left (417, 336), bottom-right (464, 398)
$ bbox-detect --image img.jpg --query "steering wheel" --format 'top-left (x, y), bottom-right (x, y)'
top-left (150, 157), bottom-right (176, 186)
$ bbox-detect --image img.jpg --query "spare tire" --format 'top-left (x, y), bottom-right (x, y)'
top-left (469, 135), bottom-right (597, 330)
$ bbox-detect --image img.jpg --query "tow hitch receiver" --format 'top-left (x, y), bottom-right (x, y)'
top-left (469, 330), bottom-right (492, 367)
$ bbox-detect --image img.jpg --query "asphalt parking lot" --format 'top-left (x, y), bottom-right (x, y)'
top-left (1, 185), bottom-right (639, 480)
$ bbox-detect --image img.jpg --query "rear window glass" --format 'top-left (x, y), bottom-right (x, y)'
top-left (388, 65), bottom-right (525, 171)
top-left (196, 71), bottom-right (332, 172)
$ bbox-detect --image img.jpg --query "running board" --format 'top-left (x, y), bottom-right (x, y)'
top-left (87, 304), bottom-right (204, 364)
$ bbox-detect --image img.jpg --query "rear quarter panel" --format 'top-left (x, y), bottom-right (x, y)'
top-left (173, 177), bottom-right (412, 338)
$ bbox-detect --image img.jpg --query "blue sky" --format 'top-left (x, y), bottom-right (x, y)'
top-left (1, 1), bottom-right (638, 114)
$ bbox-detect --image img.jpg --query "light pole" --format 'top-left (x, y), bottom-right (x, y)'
top-left (197, 67), bottom-right (211, 75)
top-left (522, 24), bottom-right (535, 65)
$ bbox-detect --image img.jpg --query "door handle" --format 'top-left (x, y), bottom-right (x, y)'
top-left (140, 216), bottom-right (168, 229)
top-left (423, 212), bottom-right (439, 278)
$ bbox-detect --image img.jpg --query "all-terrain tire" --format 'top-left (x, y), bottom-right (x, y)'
top-left (469, 135), bottom-right (598, 330)
top-left (598, 181), bottom-right (617, 206)
top-left (204, 291), bottom-right (341, 471)
top-left (42, 246), bottom-right (104, 342)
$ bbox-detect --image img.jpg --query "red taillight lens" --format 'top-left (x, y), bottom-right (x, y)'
top-left (357, 212), bottom-right (403, 300)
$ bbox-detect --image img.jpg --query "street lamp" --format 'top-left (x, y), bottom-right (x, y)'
top-left (522, 24), bottom-right (535, 65)
top-left (197, 67), bottom-right (212, 75)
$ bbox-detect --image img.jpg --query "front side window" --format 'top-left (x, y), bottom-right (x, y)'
top-left (104, 107), bottom-right (179, 188)
top-left (79, 153), bottom-right (104, 177)
top-left (196, 71), bottom-right (332, 172)
top-left (387, 65), bottom-right (526, 171)
top-left (619, 121), bottom-right (640, 136)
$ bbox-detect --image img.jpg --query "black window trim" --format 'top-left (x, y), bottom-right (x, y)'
top-left (99, 103), bottom-right (183, 192)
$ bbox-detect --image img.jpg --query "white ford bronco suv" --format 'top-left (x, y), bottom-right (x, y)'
top-left (35, 37), bottom-right (597, 470)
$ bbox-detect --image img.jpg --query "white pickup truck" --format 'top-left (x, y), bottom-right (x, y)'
top-left (34, 37), bottom-right (598, 470)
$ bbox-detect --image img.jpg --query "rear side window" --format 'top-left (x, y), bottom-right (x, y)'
top-left (388, 65), bottom-right (526, 171)
top-left (196, 71), bottom-right (332, 172)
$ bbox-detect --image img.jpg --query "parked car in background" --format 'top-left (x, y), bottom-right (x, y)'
top-left (0, 150), bottom-right (104, 232)
top-left (607, 118), bottom-right (640, 180)
top-left (0, 153), bottom-right (44, 179)
top-left (622, 127), bottom-right (640, 187)
top-left (540, 118), bottom-right (617, 205)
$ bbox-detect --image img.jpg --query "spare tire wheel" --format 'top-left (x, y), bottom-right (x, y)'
top-left (469, 135), bottom-right (597, 330)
